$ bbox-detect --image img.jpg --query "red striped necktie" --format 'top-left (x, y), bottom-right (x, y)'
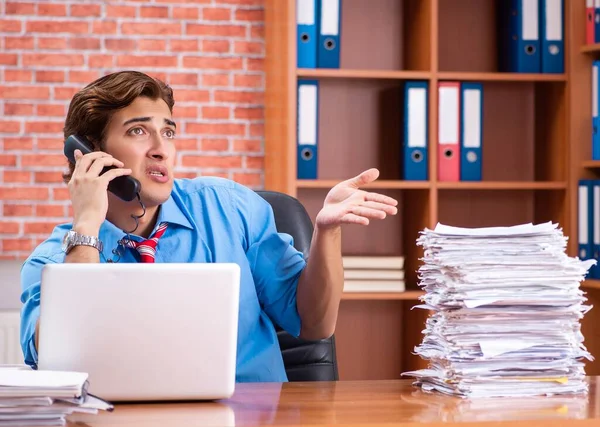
top-left (121, 222), bottom-right (168, 263)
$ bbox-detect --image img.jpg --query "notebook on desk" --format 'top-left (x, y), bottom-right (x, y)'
top-left (37, 263), bottom-right (241, 402)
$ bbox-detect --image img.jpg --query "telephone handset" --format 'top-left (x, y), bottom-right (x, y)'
top-left (64, 134), bottom-right (141, 202)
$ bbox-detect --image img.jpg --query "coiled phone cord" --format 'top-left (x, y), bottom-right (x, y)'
top-left (105, 192), bottom-right (146, 263)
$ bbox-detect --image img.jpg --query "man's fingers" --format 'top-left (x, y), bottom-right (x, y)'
top-left (362, 201), bottom-right (398, 216)
top-left (86, 156), bottom-right (126, 178)
top-left (73, 151), bottom-right (112, 175)
top-left (340, 213), bottom-right (369, 226)
top-left (98, 168), bottom-right (132, 184)
top-left (347, 168), bottom-right (380, 188)
top-left (350, 205), bottom-right (387, 220)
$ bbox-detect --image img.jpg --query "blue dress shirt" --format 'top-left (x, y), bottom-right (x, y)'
top-left (20, 177), bottom-right (307, 382)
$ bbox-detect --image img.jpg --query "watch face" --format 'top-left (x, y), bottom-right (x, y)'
top-left (62, 231), bottom-right (73, 253)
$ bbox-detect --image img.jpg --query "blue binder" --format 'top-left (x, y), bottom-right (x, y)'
top-left (297, 0), bottom-right (318, 68)
top-left (592, 181), bottom-right (600, 279)
top-left (297, 80), bottom-right (319, 179)
top-left (594, 61), bottom-right (600, 160)
top-left (595, 0), bottom-right (600, 43)
top-left (499, 0), bottom-right (541, 73)
top-left (579, 180), bottom-right (594, 269)
top-left (540, 0), bottom-right (564, 73)
top-left (402, 81), bottom-right (428, 181)
top-left (317, 0), bottom-right (341, 68)
top-left (460, 83), bottom-right (483, 181)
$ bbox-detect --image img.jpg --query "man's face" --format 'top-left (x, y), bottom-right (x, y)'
top-left (103, 96), bottom-right (176, 207)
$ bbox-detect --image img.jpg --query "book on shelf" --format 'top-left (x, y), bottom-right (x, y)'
top-left (342, 255), bottom-right (405, 292)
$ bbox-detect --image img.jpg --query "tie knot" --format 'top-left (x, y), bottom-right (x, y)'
top-left (121, 222), bottom-right (168, 263)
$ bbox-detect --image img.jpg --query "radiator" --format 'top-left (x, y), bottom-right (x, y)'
top-left (0, 310), bottom-right (23, 365)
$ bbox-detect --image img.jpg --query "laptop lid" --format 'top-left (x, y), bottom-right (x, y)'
top-left (37, 263), bottom-right (240, 402)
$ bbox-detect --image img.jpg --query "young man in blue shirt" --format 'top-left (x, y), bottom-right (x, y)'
top-left (20, 70), bottom-right (398, 382)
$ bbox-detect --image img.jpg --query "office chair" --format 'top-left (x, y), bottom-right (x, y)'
top-left (256, 190), bottom-right (339, 382)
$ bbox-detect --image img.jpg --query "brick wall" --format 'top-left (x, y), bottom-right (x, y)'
top-left (0, 0), bottom-right (265, 259)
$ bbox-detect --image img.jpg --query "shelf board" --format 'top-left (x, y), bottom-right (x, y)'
top-left (583, 280), bottom-right (600, 290)
top-left (581, 43), bottom-right (600, 54)
top-left (582, 160), bottom-right (600, 169)
top-left (297, 68), bottom-right (431, 80)
top-left (296, 180), bottom-right (431, 190)
top-left (437, 71), bottom-right (566, 82)
top-left (436, 181), bottom-right (567, 190)
top-left (342, 291), bottom-right (424, 301)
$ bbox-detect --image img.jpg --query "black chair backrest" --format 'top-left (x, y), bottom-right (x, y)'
top-left (256, 190), bottom-right (339, 382)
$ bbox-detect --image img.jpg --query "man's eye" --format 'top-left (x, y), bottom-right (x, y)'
top-left (165, 129), bottom-right (176, 138)
top-left (128, 127), bottom-right (144, 136)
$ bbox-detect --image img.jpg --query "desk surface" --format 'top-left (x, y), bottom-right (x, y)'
top-left (69, 377), bottom-right (600, 427)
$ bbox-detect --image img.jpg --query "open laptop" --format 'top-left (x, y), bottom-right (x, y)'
top-left (37, 263), bottom-right (240, 402)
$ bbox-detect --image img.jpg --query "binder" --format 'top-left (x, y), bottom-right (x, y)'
top-left (596, 0), bottom-right (600, 43)
top-left (460, 82), bottom-right (483, 181)
top-left (297, 79), bottom-right (319, 179)
top-left (499, 0), bottom-right (540, 73)
top-left (540, 0), bottom-right (563, 74)
top-left (592, 181), bottom-right (600, 279)
top-left (297, 0), bottom-right (318, 68)
top-left (593, 61), bottom-right (600, 160)
top-left (317, 0), bottom-right (341, 68)
top-left (438, 82), bottom-right (460, 182)
top-left (578, 180), bottom-right (593, 266)
top-left (402, 81), bottom-right (428, 181)
top-left (587, 0), bottom-right (595, 45)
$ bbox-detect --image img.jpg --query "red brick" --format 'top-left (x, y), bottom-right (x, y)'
top-left (246, 156), bottom-right (263, 169)
top-left (5, 2), bottom-right (35, 15)
top-left (202, 40), bottom-right (230, 53)
top-left (0, 85), bottom-right (50, 100)
top-left (138, 39), bottom-right (167, 51)
top-left (25, 121), bottom-right (63, 134)
top-left (235, 9), bottom-right (264, 21)
top-left (186, 123), bottom-right (245, 136)
top-left (0, 222), bottom-right (21, 234)
top-left (250, 25), bottom-right (264, 39)
top-left (234, 74), bottom-right (263, 88)
top-left (4, 171), bottom-right (31, 183)
top-left (141, 6), bottom-right (169, 18)
top-left (174, 138), bottom-right (198, 150)
top-left (52, 188), bottom-right (70, 201)
top-left (71, 4), bottom-right (101, 17)
top-left (36, 204), bottom-right (65, 217)
top-left (186, 24), bottom-right (245, 37)
top-left (173, 105), bottom-right (198, 118)
top-left (201, 138), bottom-right (229, 151)
top-left (22, 154), bottom-right (66, 167)
top-left (93, 22), bottom-right (117, 34)
top-left (27, 20), bottom-right (88, 33)
top-left (202, 106), bottom-right (230, 119)
top-left (0, 54), bottom-right (18, 65)
top-left (233, 139), bottom-right (262, 152)
top-left (235, 107), bottom-right (263, 120)
top-left (203, 7), bottom-right (231, 21)
top-left (121, 22), bottom-right (181, 35)
top-left (175, 90), bottom-right (210, 102)
top-left (54, 87), bottom-right (80, 100)
top-left (214, 90), bottom-right (263, 104)
top-left (202, 74), bottom-right (230, 86)
top-left (106, 5), bottom-right (137, 18)
top-left (181, 155), bottom-right (242, 168)
top-left (24, 222), bottom-right (61, 234)
top-left (3, 239), bottom-right (35, 252)
top-left (5, 103), bottom-right (34, 116)
top-left (35, 172), bottom-right (63, 183)
top-left (0, 121), bottom-right (21, 134)
top-left (0, 187), bottom-right (49, 200)
top-left (0, 155), bottom-right (17, 166)
top-left (154, 0), bottom-right (210, 3)
top-left (217, 0), bottom-right (263, 4)
top-left (117, 55), bottom-right (178, 67)
top-left (69, 37), bottom-right (101, 50)
top-left (0, 20), bottom-right (22, 32)
top-left (38, 37), bottom-right (67, 49)
top-left (183, 56), bottom-right (242, 70)
top-left (3, 137), bottom-right (33, 150)
top-left (233, 172), bottom-right (261, 187)
top-left (4, 70), bottom-right (32, 82)
top-left (168, 73), bottom-right (198, 86)
top-left (37, 4), bottom-right (66, 16)
top-left (37, 138), bottom-right (63, 150)
top-left (173, 7), bottom-right (199, 20)
top-left (69, 71), bottom-right (99, 83)
top-left (89, 55), bottom-right (114, 68)
top-left (235, 41), bottom-right (263, 55)
top-left (4, 205), bottom-right (33, 216)
top-left (105, 39), bottom-right (136, 51)
top-left (246, 58), bottom-right (264, 71)
top-left (23, 53), bottom-right (84, 66)
top-left (36, 70), bottom-right (65, 83)
top-left (37, 104), bottom-right (66, 117)
top-left (249, 123), bottom-right (264, 137)
top-left (5, 36), bottom-right (34, 49)
top-left (170, 39), bottom-right (199, 52)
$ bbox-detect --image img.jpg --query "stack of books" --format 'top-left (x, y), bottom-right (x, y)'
top-left (342, 255), bottom-right (405, 293)
top-left (402, 222), bottom-right (595, 398)
top-left (0, 365), bottom-right (112, 426)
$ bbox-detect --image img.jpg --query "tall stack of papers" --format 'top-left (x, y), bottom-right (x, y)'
top-left (0, 365), bottom-right (112, 426)
top-left (402, 222), bottom-right (596, 398)
top-left (342, 255), bottom-right (405, 292)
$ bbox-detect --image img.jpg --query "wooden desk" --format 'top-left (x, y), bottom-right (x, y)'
top-left (69, 377), bottom-right (600, 426)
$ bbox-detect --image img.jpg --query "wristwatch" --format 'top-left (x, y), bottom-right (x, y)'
top-left (62, 230), bottom-right (104, 254)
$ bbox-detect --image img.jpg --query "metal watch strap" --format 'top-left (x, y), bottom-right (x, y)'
top-left (70, 231), bottom-right (103, 253)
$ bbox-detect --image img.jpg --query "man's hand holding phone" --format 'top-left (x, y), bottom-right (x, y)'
top-left (68, 149), bottom-right (132, 235)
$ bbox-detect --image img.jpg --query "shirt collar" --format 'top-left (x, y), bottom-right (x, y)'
top-left (155, 193), bottom-right (194, 230)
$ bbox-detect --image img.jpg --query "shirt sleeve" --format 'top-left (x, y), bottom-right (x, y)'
top-left (20, 256), bottom-right (56, 367)
top-left (231, 185), bottom-right (307, 338)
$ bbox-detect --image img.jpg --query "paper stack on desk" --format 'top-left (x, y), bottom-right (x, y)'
top-left (402, 222), bottom-right (596, 398)
top-left (0, 365), bottom-right (112, 426)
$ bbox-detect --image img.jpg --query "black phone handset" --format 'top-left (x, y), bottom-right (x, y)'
top-left (64, 135), bottom-right (141, 202)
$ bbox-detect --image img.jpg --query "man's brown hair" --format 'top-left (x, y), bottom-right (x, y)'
top-left (62, 70), bottom-right (175, 183)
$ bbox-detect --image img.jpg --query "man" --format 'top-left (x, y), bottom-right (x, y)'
top-left (20, 70), bottom-right (398, 382)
